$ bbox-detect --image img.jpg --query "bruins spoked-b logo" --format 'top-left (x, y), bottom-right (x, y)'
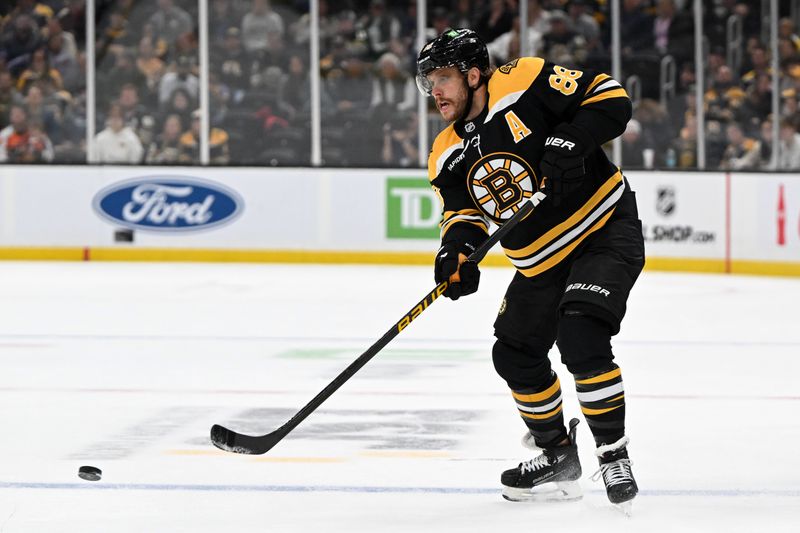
top-left (467, 152), bottom-right (537, 222)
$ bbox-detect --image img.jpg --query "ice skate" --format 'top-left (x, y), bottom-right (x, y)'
top-left (501, 418), bottom-right (582, 502)
top-left (592, 436), bottom-right (638, 515)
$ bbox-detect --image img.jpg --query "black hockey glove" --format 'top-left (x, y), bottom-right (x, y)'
top-left (434, 241), bottom-right (480, 301)
top-left (540, 123), bottom-right (594, 206)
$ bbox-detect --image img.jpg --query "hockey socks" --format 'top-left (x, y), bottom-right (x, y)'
top-left (510, 371), bottom-right (566, 448)
top-left (575, 364), bottom-right (626, 446)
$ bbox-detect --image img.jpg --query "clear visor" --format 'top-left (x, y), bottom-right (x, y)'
top-left (415, 72), bottom-right (434, 96)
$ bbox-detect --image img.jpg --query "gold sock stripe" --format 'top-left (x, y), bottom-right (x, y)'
top-left (575, 367), bottom-right (621, 385)
top-left (511, 377), bottom-right (561, 403)
top-left (581, 404), bottom-right (623, 416)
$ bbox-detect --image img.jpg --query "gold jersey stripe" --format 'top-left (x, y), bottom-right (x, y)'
top-left (584, 73), bottom-right (610, 96)
top-left (518, 210), bottom-right (614, 277)
top-left (505, 171), bottom-right (623, 259)
top-left (581, 404), bottom-right (623, 416)
top-left (576, 367), bottom-right (622, 385)
top-left (581, 87), bottom-right (629, 106)
top-left (511, 378), bottom-right (561, 403)
top-left (520, 404), bottom-right (564, 420)
top-left (607, 394), bottom-right (625, 403)
top-left (487, 57), bottom-right (545, 112)
top-left (427, 124), bottom-right (461, 181)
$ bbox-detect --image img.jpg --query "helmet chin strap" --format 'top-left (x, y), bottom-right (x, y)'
top-left (457, 73), bottom-right (485, 123)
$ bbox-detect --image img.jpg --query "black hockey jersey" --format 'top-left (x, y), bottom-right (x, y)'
top-left (428, 57), bottom-right (632, 278)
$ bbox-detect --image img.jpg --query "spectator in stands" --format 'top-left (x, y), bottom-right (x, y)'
top-left (159, 55), bottom-right (199, 106)
top-left (475, 0), bottom-right (515, 44)
top-left (778, 119), bottom-right (800, 170)
top-left (16, 47), bottom-right (62, 95)
top-left (620, 118), bottom-right (646, 168)
top-left (148, 0), bottom-right (194, 47)
top-left (779, 17), bottom-right (800, 55)
top-left (330, 55), bottom-right (373, 116)
top-left (370, 52), bottom-right (416, 117)
top-left (96, 9), bottom-right (139, 64)
top-left (381, 112), bottom-right (418, 168)
top-left (282, 52), bottom-right (318, 120)
top-left (101, 50), bottom-right (146, 108)
top-left (210, 0), bottom-right (243, 44)
top-left (705, 64), bottom-right (744, 123)
top-left (2, 14), bottom-right (41, 67)
top-left (541, 10), bottom-right (586, 65)
top-left (7, 0), bottom-right (54, 27)
top-left (180, 109), bottom-right (230, 164)
top-left (46, 20), bottom-right (81, 93)
top-left (634, 98), bottom-right (674, 166)
top-left (451, 0), bottom-right (474, 30)
top-left (671, 112), bottom-right (698, 168)
top-left (0, 104), bottom-right (53, 162)
top-left (241, 0), bottom-right (284, 54)
top-left (739, 73), bottom-right (772, 135)
top-left (23, 82), bottom-right (59, 142)
top-left (135, 36), bottom-right (166, 108)
top-left (212, 26), bottom-right (251, 106)
top-left (651, 0), bottom-right (693, 64)
top-left (567, 0), bottom-right (602, 55)
top-left (118, 83), bottom-right (148, 138)
top-left (162, 87), bottom-right (194, 130)
top-left (741, 44), bottom-right (770, 88)
top-left (720, 122), bottom-right (760, 170)
top-left (619, 0), bottom-right (653, 58)
top-left (94, 103), bottom-right (144, 163)
top-left (145, 112), bottom-right (184, 163)
top-left (360, 0), bottom-right (401, 60)
top-left (0, 69), bottom-right (23, 128)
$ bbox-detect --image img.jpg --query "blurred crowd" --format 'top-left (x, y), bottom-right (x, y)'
top-left (0, 0), bottom-right (799, 169)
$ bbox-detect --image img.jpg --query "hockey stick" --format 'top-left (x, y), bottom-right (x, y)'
top-left (210, 197), bottom-right (537, 455)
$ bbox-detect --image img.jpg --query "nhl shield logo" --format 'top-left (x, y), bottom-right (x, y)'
top-left (656, 186), bottom-right (676, 217)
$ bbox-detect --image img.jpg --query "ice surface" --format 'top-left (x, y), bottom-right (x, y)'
top-left (0, 261), bottom-right (798, 532)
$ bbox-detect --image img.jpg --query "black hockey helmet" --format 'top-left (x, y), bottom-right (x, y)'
top-left (416, 28), bottom-right (490, 96)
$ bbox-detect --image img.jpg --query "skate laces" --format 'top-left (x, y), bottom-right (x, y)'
top-left (520, 453), bottom-right (552, 474)
top-left (591, 458), bottom-right (633, 486)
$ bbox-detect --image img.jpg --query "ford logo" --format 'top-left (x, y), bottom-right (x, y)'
top-left (92, 176), bottom-right (244, 232)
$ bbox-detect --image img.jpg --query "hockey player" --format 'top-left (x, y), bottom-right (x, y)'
top-left (417, 29), bottom-right (644, 510)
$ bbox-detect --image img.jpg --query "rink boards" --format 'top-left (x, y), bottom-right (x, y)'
top-left (0, 165), bottom-right (798, 275)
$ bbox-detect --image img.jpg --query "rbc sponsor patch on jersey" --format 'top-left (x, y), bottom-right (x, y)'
top-left (92, 176), bottom-right (244, 232)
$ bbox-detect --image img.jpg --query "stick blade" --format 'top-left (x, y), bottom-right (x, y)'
top-left (210, 424), bottom-right (280, 455)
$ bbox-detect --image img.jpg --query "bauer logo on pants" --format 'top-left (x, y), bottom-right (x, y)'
top-left (93, 176), bottom-right (244, 232)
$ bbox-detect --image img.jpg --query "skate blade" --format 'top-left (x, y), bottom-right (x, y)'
top-left (614, 500), bottom-right (633, 517)
top-left (502, 481), bottom-right (583, 503)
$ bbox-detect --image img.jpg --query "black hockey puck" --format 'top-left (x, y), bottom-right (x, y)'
top-left (78, 465), bottom-right (102, 481)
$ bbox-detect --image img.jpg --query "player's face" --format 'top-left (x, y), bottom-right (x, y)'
top-left (427, 67), bottom-right (468, 123)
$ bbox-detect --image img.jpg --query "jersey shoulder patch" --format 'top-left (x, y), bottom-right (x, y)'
top-left (488, 57), bottom-right (545, 103)
top-left (485, 57), bottom-right (545, 123)
top-left (428, 124), bottom-right (463, 181)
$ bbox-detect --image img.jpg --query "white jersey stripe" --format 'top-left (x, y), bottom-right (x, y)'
top-left (435, 141), bottom-right (464, 176)
top-left (510, 182), bottom-right (625, 269)
top-left (593, 79), bottom-right (621, 93)
top-left (485, 90), bottom-right (526, 123)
